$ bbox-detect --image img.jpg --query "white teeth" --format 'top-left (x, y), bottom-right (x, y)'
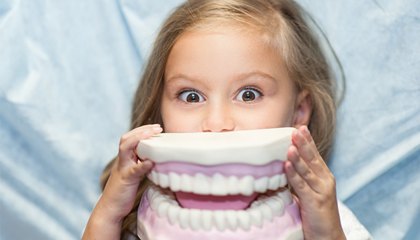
top-left (158, 173), bottom-right (170, 188)
top-left (201, 210), bottom-right (213, 231)
top-left (239, 176), bottom-right (254, 196)
top-left (168, 172), bottom-right (181, 191)
top-left (266, 198), bottom-right (284, 216)
top-left (259, 203), bottom-right (273, 222)
top-left (268, 174), bottom-right (286, 190)
top-left (214, 210), bottom-right (227, 231)
top-left (189, 209), bottom-right (201, 231)
top-left (150, 171), bottom-right (158, 184)
top-left (148, 185), bottom-right (293, 232)
top-left (237, 211), bottom-right (251, 231)
top-left (211, 173), bottom-right (229, 195)
top-left (157, 202), bottom-right (170, 217)
top-left (181, 174), bottom-right (193, 192)
top-left (248, 208), bottom-right (263, 228)
top-left (149, 171), bottom-right (287, 195)
top-left (228, 176), bottom-right (240, 195)
top-left (277, 188), bottom-right (293, 205)
top-left (168, 205), bottom-right (179, 225)
top-left (179, 208), bottom-right (189, 229)
top-left (193, 173), bottom-right (210, 194)
top-left (225, 210), bottom-right (238, 230)
top-left (254, 177), bottom-right (269, 193)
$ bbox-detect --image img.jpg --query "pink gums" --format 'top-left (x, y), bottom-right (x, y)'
top-left (153, 160), bottom-right (284, 178)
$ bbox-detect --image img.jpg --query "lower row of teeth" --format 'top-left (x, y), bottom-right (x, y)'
top-left (147, 186), bottom-right (293, 232)
top-left (148, 171), bottom-right (287, 196)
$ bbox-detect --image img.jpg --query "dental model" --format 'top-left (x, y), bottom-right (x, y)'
top-left (136, 128), bottom-right (303, 240)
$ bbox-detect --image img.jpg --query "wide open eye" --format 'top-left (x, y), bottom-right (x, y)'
top-left (236, 88), bottom-right (262, 102)
top-left (178, 90), bottom-right (205, 103)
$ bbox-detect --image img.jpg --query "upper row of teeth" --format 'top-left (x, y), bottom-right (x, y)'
top-left (148, 171), bottom-right (287, 196)
top-left (147, 185), bottom-right (293, 232)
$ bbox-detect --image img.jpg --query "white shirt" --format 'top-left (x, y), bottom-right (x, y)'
top-left (338, 200), bottom-right (373, 239)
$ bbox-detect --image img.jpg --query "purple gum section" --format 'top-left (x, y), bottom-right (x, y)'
top-left (153, 160), bottom-right (284, 178)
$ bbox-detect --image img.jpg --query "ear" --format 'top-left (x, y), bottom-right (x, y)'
top-left (293, 89), bottom-right (312, 128)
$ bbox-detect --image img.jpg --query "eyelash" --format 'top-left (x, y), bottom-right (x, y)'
top-left (236, 87), bottom-right (263, 102)
top-left (176, 86), bottom-right (263, 103)
top-left (177, 89), bottom-right (205, 103)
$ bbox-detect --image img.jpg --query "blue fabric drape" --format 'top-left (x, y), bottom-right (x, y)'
top-left (0, 0), bottom-right (418, 239)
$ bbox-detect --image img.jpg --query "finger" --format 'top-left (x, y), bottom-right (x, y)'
top-left (119, 125), bottom-right (163, 165)
top-left (288, 145), bottom-right (312, 180)
top-left (292, 127), bottom-right (318, 162)
top-left (284, 160), bottom-right (311, 201)
top-left (292, 127), bottom-right (329, 178)
top-left (129, 159), bottom-right (154, 180)
top-left (121, 124), bottom-right (162, 140)
top-left (119, 130), bottom-right (156, 163)
top-left (107, 159), bottom-right (154, 194)
top-left (287, 145), bottom-right (324, 194)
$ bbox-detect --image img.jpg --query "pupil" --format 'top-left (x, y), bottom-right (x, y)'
top-left (187, 93), bottom-right (199, 102)
top-left (242, 91), bottom-right (255, 101)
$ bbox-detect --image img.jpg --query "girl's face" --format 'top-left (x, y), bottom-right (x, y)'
top-left (161, 27), bottom-right (311, 133)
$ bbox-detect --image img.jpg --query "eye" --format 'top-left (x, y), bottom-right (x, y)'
top-left (178, 90), bottom-right (205, 103)
top-left (236, 87), bottom-right (262, 102)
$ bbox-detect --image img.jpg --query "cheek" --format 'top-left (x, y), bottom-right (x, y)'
top-left (161, 106), bottom-right (201, 133)
top-left (160, 99), bottom-right (178, 132)
top-left (234, 104), bottom-right (295, 130)
top-left (269, 94), bottom-right (298, 127)
top-left (161, 109), bottom-right (180, 132)
top-left (277, 105), bottom-right (296, 127)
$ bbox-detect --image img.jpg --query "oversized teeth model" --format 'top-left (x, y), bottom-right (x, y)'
top-left (137, 128), bottom-right (303, 240)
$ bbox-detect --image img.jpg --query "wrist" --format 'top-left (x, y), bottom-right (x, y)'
top-left (93, 194), bottom-right (127, 224)
top-left (82, 195), bottom-right (124, 240)
top-left (329, 228), bottom-right (346, 240)
top-left (83, 207), bottom-right (122, 240)
top-left (304, 224), bottom-right (346, 240)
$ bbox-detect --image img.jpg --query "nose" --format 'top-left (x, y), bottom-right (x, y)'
top-left (201, 104), bottom-right (235, 132)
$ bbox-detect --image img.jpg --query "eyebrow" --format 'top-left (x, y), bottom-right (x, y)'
top-left (166, 71), bottom-right (278, 83)
top-left (235, 71), bottom-right (278, 83)
top-left (165, 74), bottom-right (203, 83)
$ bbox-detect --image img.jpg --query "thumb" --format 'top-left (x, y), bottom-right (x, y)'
top-left (127, 159), bottom-right (154, 181)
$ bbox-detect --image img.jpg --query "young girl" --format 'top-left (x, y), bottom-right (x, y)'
top-left (83, 0), bottom-right (371, 239)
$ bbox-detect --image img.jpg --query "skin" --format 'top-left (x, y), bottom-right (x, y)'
top-left (83, 28), bottom-right (345, 240)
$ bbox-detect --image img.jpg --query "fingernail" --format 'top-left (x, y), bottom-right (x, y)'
top-left (296, 129), bottom-right (303, 138)
top-left (291, 130), bottom-right (300, 144)
top-left (296, 131), bottom-right (306, 145)
top-left (153, 126), bottom-right (163, 132)
top-left (303, 125), bottom-right (310, 134)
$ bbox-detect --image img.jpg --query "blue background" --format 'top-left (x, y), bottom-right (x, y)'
top-left (0, 0), bottom-right (419, 239)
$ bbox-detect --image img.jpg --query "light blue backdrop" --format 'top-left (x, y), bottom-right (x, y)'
top-left (0, 0), bottom-right (419, 239)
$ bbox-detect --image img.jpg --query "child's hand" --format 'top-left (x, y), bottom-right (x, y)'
top-left (83, 124), bottom-right (162, 239)
top-left (101, 124), bottom-right (162, 218)
top-left (285, 126), bottom-right (345, 240)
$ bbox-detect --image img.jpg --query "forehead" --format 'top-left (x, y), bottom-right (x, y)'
top-left (165, 26), bottom-right (290, 85)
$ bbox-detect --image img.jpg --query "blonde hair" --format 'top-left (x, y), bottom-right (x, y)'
top-left (101, 0), bottom-right (341, 238)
